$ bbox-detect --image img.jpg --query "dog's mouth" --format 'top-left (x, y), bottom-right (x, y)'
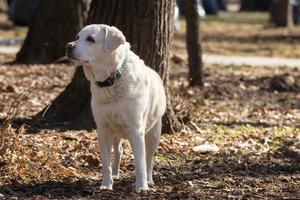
top-left (66, 49), bottom-right (77, 61)
top-left (66, 52), bottom-right (90, 65)
top-left (65, 46), bottom-right (90, 64)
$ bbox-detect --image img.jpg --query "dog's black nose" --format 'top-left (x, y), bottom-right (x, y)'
top-left (66, 42), bottom-right (76, 51)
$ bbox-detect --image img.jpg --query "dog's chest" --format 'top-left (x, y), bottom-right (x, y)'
top-left (92, 82), bottom-right (138, 104)
top-left (92, 102), bottom-right (130, 138)
top-left (104, 115), bottom-right (127, 138)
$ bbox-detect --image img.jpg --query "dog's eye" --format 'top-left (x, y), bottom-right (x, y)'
top-left (86, 36), bottom-right (95, 43)
top-left (76, 35), bottom-right (79, 40)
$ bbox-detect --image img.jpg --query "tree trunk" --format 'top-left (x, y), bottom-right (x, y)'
top-left (15, 0), bottom-right (90, 64)
top-left (185, 0), bottom-right (203, 86)
top-left (0, 1), bottom-right (7, 12)
top-left (40, 67), bottom-right (95, 130)
top-left (271, 0), bottom-right (294, 27)
top-left (41, 0), bottom-right (182, 133)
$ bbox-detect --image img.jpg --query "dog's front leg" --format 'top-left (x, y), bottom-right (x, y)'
top-left (112, 137), bottom-right (123, 179)
top-left (128, 130), bottom-right (148, 192)
top-left (98, 128), bottom-right (113, 190)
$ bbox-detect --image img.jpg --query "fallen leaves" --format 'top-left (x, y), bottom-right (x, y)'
top-left (0, 46), bottom-right (299, 198)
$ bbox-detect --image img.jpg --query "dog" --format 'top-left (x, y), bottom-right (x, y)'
top-left (66, 24), bottom-right (166, 191)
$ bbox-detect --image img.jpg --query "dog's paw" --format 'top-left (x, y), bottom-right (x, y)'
top-left (147, 180), bottom-right (154, 186)
top-left (100, 185), bottom-right (113, 190)
top-left (112, 174), bottom-right (120, 180)
top-left (136, 186), bottom-right (149, 193)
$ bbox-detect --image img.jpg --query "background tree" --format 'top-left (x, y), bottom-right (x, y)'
top-left (270, 0), bottom-right (294, 27)
top-left (0, 1), bottom-right (6, 12)
top-left (41, 0), bottom-right (181, 132)
top-left (185, 0), bottom-right (203, 86)
top-left (15, 0), bottom-right (90, 63)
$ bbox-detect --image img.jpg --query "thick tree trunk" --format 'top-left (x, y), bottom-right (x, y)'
top-left (87, 0), bottom-right (172, 81)
top-left (42, 0), bottom-right (182, 133)
top-left (15, 0), bottom-right (90, 64)
top-left (40, 67), bottom-right (95, 130)
top-left (0, 1), bottom-right (6, 12)
top-left (185, 0), bottom-right (203, 86)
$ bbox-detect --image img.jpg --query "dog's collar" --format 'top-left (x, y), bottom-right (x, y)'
top-left (95, 56), bottom-right (128, 88)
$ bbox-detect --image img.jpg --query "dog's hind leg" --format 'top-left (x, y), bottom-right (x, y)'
top-left (145, 119), bottom-right (162, 185)
top-left (112, 137), bottom-right (123, 179)
top-left (128, 128), bottom-right (148, 191)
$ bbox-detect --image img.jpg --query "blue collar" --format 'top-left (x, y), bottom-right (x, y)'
top-left (95, 56), bottom-right (128, 87)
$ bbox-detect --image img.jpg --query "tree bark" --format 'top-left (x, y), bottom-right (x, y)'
top-left (15, 0), bottom-right (90, 64)
top-left (41, 0), bottom-right (182, 133)
top-left (185, 0), bottom-right (203, 86)
top-left (0, 1), bottom-right (6, 12)
top-left (40, 67), bottom-right (95, 130)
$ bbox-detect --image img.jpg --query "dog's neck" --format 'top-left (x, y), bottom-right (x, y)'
top-left (83, 43), bottom-right (134, 104)
top-left (95, 56), bottom-right (128, 88)
top-left (82, 42), bottom-right (130, 83)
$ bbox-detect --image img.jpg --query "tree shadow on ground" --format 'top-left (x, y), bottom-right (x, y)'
top-left (0, 117), bottom-right (77, 133)
top-left (213, 120), bottom-right (300, 129)
top-left (0, 179), bottom-right (97, 199)
top-left (185, 153), bottom-right (300, 179)
top-left (0, 23), bottom-right (15, 31)
top-left (175, 31), bottom-right (300, 45)
top-left (0, 177), bottom-right (146, 199)
top-left (203, 34), bottom-right (300, 44)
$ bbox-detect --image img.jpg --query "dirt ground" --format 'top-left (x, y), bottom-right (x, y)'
top-left (0, 11), bottom-right (300, 199)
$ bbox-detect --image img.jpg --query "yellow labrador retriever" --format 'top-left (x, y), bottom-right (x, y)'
top-left (66, 24), bottom-right (166, 191)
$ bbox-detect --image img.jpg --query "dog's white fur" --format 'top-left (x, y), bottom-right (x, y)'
top-left (66, 24), bottom-right (166, 191)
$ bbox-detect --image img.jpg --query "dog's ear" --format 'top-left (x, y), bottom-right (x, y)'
top-left (104, 26), bottom-right (126, 53)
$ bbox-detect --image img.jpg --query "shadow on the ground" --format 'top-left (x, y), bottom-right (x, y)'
top-left (0, 117), bottom-right (73, 133)
top-left (0, 177), bottom-right (140, 199)
top-left (0, 179), bottom-right (97, 198)
top-left (175, 31), bottom-right (300, 45)
top-left (203, 34), bottom-right (300, 44)
top-left (186, 153), bottom-right (300, 179)
top-left (0, 22), bottom-right (14, 31)
top-left (214, 120), bottom-right (287, 128)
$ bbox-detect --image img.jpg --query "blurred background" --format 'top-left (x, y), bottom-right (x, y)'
top-left (1, 0), bottom-right (300, 57)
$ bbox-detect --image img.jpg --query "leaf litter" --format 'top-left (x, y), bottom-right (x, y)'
top-left (0, 53), bottom-right (299, 199)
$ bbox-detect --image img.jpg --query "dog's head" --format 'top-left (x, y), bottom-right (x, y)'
top-left (66, 24), bottom-right (126, 65)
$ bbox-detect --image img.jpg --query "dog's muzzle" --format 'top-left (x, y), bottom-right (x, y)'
top-left (66, 42), bottom-right (76, 60)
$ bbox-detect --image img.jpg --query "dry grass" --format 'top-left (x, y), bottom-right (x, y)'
top-left (0, 88), bottom-right (35, 181)
top-left (0, 87), bottom-right (34, 156)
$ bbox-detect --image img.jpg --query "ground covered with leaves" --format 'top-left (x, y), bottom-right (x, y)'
top-left (0, 11), bottom-right (300, 200)
top-left (0, 51), bottom-right (299, 199)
